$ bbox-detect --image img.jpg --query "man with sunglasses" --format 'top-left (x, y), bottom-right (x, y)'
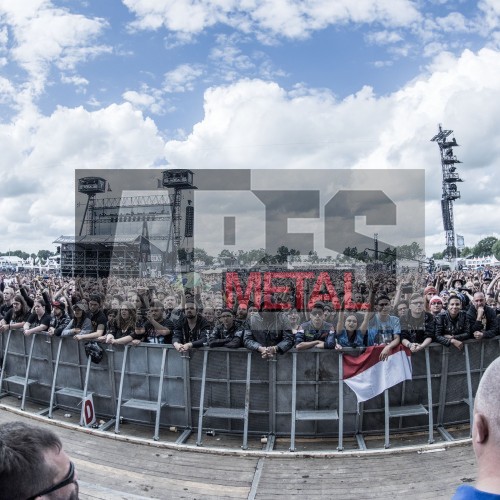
top-left (295, 302), bottom-right (340, 351)
top-left (366, 294), bottom-right (401, 360)
top-left (208, 308), bottom-right (244, 348)
top-left (0, 421), bottom-right (79, 499)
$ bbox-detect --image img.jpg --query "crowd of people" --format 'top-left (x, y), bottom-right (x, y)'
top-left (0, 265), bottom-right (499, 361)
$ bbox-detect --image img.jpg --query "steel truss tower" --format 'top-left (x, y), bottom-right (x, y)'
top-left (431, 125), bottom-right (464, 259)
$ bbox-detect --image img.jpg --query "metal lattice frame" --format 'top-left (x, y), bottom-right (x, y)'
top-left (431, 125), bottom-right (464, 259)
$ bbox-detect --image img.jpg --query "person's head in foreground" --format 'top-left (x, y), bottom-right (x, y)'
top-left (0, 421), bottom-right (79, 499)
top-left (453, 356), bottom-right (500, 499)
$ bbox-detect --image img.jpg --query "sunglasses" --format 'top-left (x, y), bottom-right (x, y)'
top-left (27, 461), bottom-right (75, 500)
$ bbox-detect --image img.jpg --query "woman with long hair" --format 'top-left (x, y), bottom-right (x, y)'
top-left (106, 302), bottom-right (137, 344)
top-left (336, 306), bottom-right (369, 348)
top-left (23, 299), bottom-right (50, 336)
top-left (61, 302), bottom-right (92, 337)
top-left (0, 295), bottom-right (31, 332)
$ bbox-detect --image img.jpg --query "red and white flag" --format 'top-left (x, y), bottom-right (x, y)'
top-left (343, 345), bottom-right (412, 403)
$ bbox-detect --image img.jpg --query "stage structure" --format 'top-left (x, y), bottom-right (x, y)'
top-left (161, 169), bottom-right (196, 269)
top-left (56, 170), bottom-right (196, 277)
top-left (431, 125), bottom-right (464, 260)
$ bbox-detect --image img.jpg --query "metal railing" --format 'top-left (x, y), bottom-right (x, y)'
top-left (1, 329), bottom-right (499, 450)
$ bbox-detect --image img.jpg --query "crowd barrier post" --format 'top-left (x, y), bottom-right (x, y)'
top-left (196, 350), bottom-right (252, 450)
top-left (464, 344), bottom-right (474, 437)
top-left (266, 356), bottom-right (277, 451)
top-left (338, 353), bottom-right (344, 451)
top-left (289, 351), bottom-right (340, 452)
top-left (47, 338), bottom-right (97, 424)
top-left (425, 348), bottom-right (434, 444)
top-left (0, 329), bottom-right (13, 398)
top-left (383, 350), bottom-right (431, 449)
top-left (175, 351), bottom-right (193, 444)
top-left (436, 347), bottom-right (453, 441)
top-left (11, 334), bottom-right (37, 411)
top-left (114, 344), bottom-right (169, 440)
top-left (99, 345), bottom-right (118, 432)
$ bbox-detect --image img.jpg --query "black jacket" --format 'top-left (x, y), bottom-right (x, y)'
top-left (243, 313), bottom-right (294, 354)
top-left (466, 304), bottom-right (498, 339)
top-left (172, 314), bottom-right (210, 348)
top-left (400, 311), bottom-right (435, 344)
top-left (208, 323), bottom-right (243, 348)
top-left (434, 310), bottom-right (472, 347)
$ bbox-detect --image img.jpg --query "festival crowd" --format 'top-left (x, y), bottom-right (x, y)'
top-left (0, 265), bottom-right (499, 360)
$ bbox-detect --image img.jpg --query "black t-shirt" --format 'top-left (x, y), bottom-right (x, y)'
top-left (3, 308), bottom-right (30, 325)
top-left (90, 310), bottom-right (107, 333)
top-left (26, 312), bottom-right (51, 330)
top-left (136, 317), bottom-right (175, 344)
top-left (0, 303), bottom-right (12, 320)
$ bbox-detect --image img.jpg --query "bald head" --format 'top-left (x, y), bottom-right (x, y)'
top-left (472, 357), bottom-right (500, 492)
top-left (475, 356), bottom-right (500, 442)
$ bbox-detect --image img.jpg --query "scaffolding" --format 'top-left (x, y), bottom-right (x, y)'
top-left (431, 125), bottom-right (464, 260)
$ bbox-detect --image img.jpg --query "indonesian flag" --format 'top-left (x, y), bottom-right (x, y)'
top-left (343, 345), bottom-right (412, 403)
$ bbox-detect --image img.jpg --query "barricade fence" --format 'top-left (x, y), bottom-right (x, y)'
top-left (1, 329), bottom-right (499, 449)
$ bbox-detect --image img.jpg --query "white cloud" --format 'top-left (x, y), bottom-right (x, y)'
top-left (164, 47), bottom-right (500, 256)
top-left (123, 86), bottom-right (171, 115)
top-left (0, 102), bottom-right (166, 252)
top-left (0, 1), bottom-right (109, 100)
top-left (123, 0), bottom-right (422, 40)
top-left (60, 74), bottom-right (89, 88)
top-left (163, 63), bottom-right (204, 93)
top-left (366, 30), bottom-right (403, 45)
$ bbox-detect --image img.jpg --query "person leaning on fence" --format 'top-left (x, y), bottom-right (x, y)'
top-left (172, 300), bottom-right (211, 353)
top-left (295, 301), bottom-right (340, 351)
top-left (399, 293), bottom-right (435, 353)
top-left (434, 295), bottom-right (471, 350)
top-left (23, 298), bottom-right (50, 337)
top-left (243, 302), bottom-right (294, 359)
top-left (0, 294), bottom-right (30, 333)
top-left (87, 294), bottom-right (108, 338)
top-left (366, 294), bottom-right (401, 361)
top-left (208, 308), bottom-right (244, 348)
top-left (0, 421), bottom-right (79, 500)
top-left (121, 299), bottom-right (174, 346)
top-left (336, 301), bottom-right (369, 348)
top-left (105, 301), bottom-right (138, 345)
top-left (61, 301), bottom-right (93, 338)
top-left (452, 356), bottom-right (500, 499)
top-left (467, 292), bottom-right (498, 341)
top-left (47, 300), bottom-right (72, 337)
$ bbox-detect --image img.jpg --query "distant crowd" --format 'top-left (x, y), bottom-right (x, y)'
top-left (1, 265), bottom-right (499, 360)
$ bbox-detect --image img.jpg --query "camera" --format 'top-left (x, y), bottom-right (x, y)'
top-left (401, 283), bottom-right (413, 294)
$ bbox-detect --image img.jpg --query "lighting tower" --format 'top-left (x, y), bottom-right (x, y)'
top-left (78, 177), bottom-right (107, 236)
top-left (162, 169), bottom-right (196, 268)
top-left (431, 125), bottom-right (464, 260)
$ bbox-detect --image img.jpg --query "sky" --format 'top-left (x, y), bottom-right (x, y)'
top-left (1, 0), bottom-right (499, 258)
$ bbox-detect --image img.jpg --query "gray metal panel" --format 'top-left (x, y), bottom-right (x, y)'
top-left (2, 337), bottom-right (499, 443)
top-left (296, 410), bottom-right (338, 420)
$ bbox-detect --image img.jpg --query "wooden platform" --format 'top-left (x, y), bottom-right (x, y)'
top-left (0, 406), bottom-right (477, 499)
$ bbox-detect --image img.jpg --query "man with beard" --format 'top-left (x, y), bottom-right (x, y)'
top-left (467, 292), bottom-right (498, 340)
top-left (172, 301), bottom-right (211, 352)
top-left (208, 308), bottom-right (244, 348)
top-left (0, 421), bottom-right (79, 500)
top-left (48, 300), bottom-right (72, 337)
top-left (141, 300), bottom-right (175, 344)
top-left (243, 301), bottom-right (294, 359)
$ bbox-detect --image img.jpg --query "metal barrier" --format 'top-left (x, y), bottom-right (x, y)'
top-left (1, 330), bottom-right (499, 450)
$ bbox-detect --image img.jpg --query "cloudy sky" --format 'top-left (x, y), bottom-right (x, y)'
top-left (1, 0), bottom-right (499, 257)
